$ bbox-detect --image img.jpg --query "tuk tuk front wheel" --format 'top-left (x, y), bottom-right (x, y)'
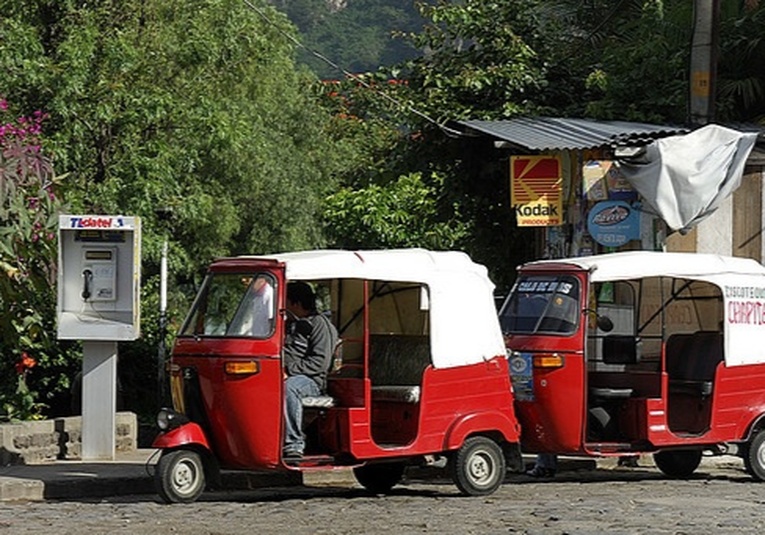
top-left (449, 436), bottom-right (506, 496)
top-left (156, 449), bottom-right (206, 504)
top-left (353, 462), bottom-right (406, 494)
top-left (653, 449), bottom-right (702, 478)
top-left (743, 430), bottom-right (765, 481)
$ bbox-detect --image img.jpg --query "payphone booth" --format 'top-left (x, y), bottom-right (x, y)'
top-left (57, 214), bottom-right (141, 460)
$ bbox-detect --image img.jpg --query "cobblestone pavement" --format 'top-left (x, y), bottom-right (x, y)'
top-left (1, 457), bottom-right (763, 535)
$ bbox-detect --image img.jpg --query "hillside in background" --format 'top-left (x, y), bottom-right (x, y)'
top-left (270, 0), bottom-right (425, 78)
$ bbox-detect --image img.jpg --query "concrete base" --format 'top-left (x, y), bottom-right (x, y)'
top-left (0, 412), bottom-right (137, 465)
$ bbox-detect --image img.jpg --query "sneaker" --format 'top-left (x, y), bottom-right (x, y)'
top-left (283, 449), bottom-right (303, 461)
top-left (525, 466), bottom-right (556, 478)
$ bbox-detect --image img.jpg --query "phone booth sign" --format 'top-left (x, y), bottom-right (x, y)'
top-left (57, 214), bottom-right (141, 341)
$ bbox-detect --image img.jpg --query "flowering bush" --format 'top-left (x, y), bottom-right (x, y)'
top-left (0, 97), bottom-right (69, 422)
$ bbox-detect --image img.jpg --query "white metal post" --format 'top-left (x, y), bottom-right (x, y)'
top-left (158, 239), bottom-right (168, 404)
top-left (81, 341), bottom-right (118, 460)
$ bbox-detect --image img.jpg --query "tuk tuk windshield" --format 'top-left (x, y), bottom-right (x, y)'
top-left (180, 272), bottom-right (276, 338)
top-left (500, 275), bottom-right (580, 335)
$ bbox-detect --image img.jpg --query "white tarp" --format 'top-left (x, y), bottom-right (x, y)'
top-left (617, 124), bottom-right (758, 233)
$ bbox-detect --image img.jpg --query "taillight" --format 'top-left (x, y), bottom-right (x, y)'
top-left (224, 361), bottom-right (260, 375)
top-left (532, 353), bottom-right (565, 368)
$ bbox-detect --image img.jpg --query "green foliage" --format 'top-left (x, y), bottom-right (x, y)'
top-left (0, 100), bottom-right (76, 421)
top-left (273, 0), bottom-right (425, 78)
top-left (324, 172), bottom-right (467, 249)
top-left (0, 0), bottom-right (358, 419)
top-left (0, 0), bottom-right (352, 277)
top-left (400, 0), bottom-right (549, 121)
top-left (717, 3), bottom-right (765, 122)
top-left (572, 0), bottom-right (692, 122)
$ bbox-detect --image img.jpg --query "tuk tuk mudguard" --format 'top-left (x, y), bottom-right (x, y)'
top-left (741, 411), bottom-right (765, 443)
top-left (443, 411), bottom-right (521, 453)
top-left (152, 422), bottom-right (212, 451)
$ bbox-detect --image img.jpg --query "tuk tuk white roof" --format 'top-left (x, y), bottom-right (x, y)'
top-left (250, 249), bottom-right (507, 369)
top-left (526, 251), bottom-right (765, 283)
top-left (266, 249), bottom-right (488, 282)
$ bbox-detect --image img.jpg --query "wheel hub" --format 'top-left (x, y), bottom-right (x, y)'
top-left (468, 452), bottom-right (494, 484)
top-left (173, 461), bottom-right (198, 493)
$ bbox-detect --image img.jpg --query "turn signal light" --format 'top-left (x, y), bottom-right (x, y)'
top-left (533, 353), bottom-right (565, 368)
top-left (225, 361), bottom-right (260, 375)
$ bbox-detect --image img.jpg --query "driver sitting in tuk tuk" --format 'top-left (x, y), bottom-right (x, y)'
top-left (283, 281), bottom-right (338, 460)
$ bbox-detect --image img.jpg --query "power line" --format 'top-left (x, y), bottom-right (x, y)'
top-left (241, 0), bottom-right (466, 137)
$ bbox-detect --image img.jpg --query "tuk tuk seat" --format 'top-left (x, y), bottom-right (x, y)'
top-left (602, 335), bottom-right (641, 365)
top-left (369, 334), bottom-right (430, 404)
top-left (665, 331), bottom-right (723, 397)
top-left (302, 395), bottom-right (336, 408)
top-left (371, 385), bottom-right (421, 404)
top-left (589, 386), bottom-right (634, 401)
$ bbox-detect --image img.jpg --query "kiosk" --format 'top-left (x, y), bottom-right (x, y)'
top-left (57, 214), bottom-right (141, 460)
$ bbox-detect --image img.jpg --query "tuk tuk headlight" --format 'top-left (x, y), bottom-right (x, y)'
top-left (156, 408), bottom-right (189, 432)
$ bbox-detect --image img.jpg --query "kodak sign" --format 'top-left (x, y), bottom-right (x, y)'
top-left (510, 155), bottom-right (563, 227)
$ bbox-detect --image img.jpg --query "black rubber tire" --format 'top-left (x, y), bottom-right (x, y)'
top-left (449, 436), bottom-right (506, 496)
top-left (155, 449), bottom-right (206, 504)
top-left (744, 430), bottom-right (765, 481)
top-left (653, 449), bottom-right (702, 478)
top-left (353, 462), bottom-right (406, 494)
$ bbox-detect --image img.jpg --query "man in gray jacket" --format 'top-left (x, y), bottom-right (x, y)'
top-left (283, 281), bottom-right (337, 460)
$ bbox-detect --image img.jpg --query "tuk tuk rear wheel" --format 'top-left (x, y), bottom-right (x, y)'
top-left (449, 436), bottom-right (506, 496)
top-left (653, 449), bottom-right (702, 478)
top-left (156, 449), bottom-right (206, 504)
top-left (353, 462), bottom-right (406, 494)
top-left (744, 430), bottom-right (765, 481)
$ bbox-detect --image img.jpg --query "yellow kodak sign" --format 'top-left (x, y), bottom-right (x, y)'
top-left (510, 155), bottom-right (563, 227)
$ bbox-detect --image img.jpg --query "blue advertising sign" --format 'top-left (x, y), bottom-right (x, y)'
top-left (587, 200), bottom-right (640, 247)
top-left (509, 351), bottom-right (534, 401)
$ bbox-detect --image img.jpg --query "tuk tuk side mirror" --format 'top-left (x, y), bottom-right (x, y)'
top-left (597, 315), bottom-right (614, 333)
top-left (583, 308), bottom-right (614, 333)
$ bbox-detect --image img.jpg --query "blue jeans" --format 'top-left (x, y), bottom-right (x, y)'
top-left (284, 374), bottom-right (320, 454)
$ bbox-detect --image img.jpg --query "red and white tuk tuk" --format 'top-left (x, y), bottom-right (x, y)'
top-left (153, 249), bottom-right (522, 502)
top-left (500, 251), bottom-right (765, 479)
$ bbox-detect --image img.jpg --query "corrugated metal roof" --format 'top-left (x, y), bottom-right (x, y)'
top-left (458, 117), bottom-right (689, 151)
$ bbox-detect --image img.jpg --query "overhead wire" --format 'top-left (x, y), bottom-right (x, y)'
top-left (241, 0), bottom-right (468, 138)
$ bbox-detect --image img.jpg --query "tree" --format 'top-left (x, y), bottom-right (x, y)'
top-left (272, 0), bottom-right (426, 78)
top-left (717, 1), bottom-right (765, 122)
top-left (0, 0), bottom-right (358, 417)
top-left (324, 172), bottom-right (468, 249)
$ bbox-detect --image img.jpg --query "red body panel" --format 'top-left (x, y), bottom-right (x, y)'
top-left (152, 421), bottom-right (211, 450)
top-left (506, 334), bottom-right (586, 453)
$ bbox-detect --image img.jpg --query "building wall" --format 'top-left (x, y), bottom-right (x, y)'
top-left (666, 167), bottom-right (764, 261)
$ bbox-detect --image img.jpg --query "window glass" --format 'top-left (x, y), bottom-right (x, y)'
top-left (180, 272), bottom-right (276, 338)
top-left (500, 275), bottom-right (580, 334)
